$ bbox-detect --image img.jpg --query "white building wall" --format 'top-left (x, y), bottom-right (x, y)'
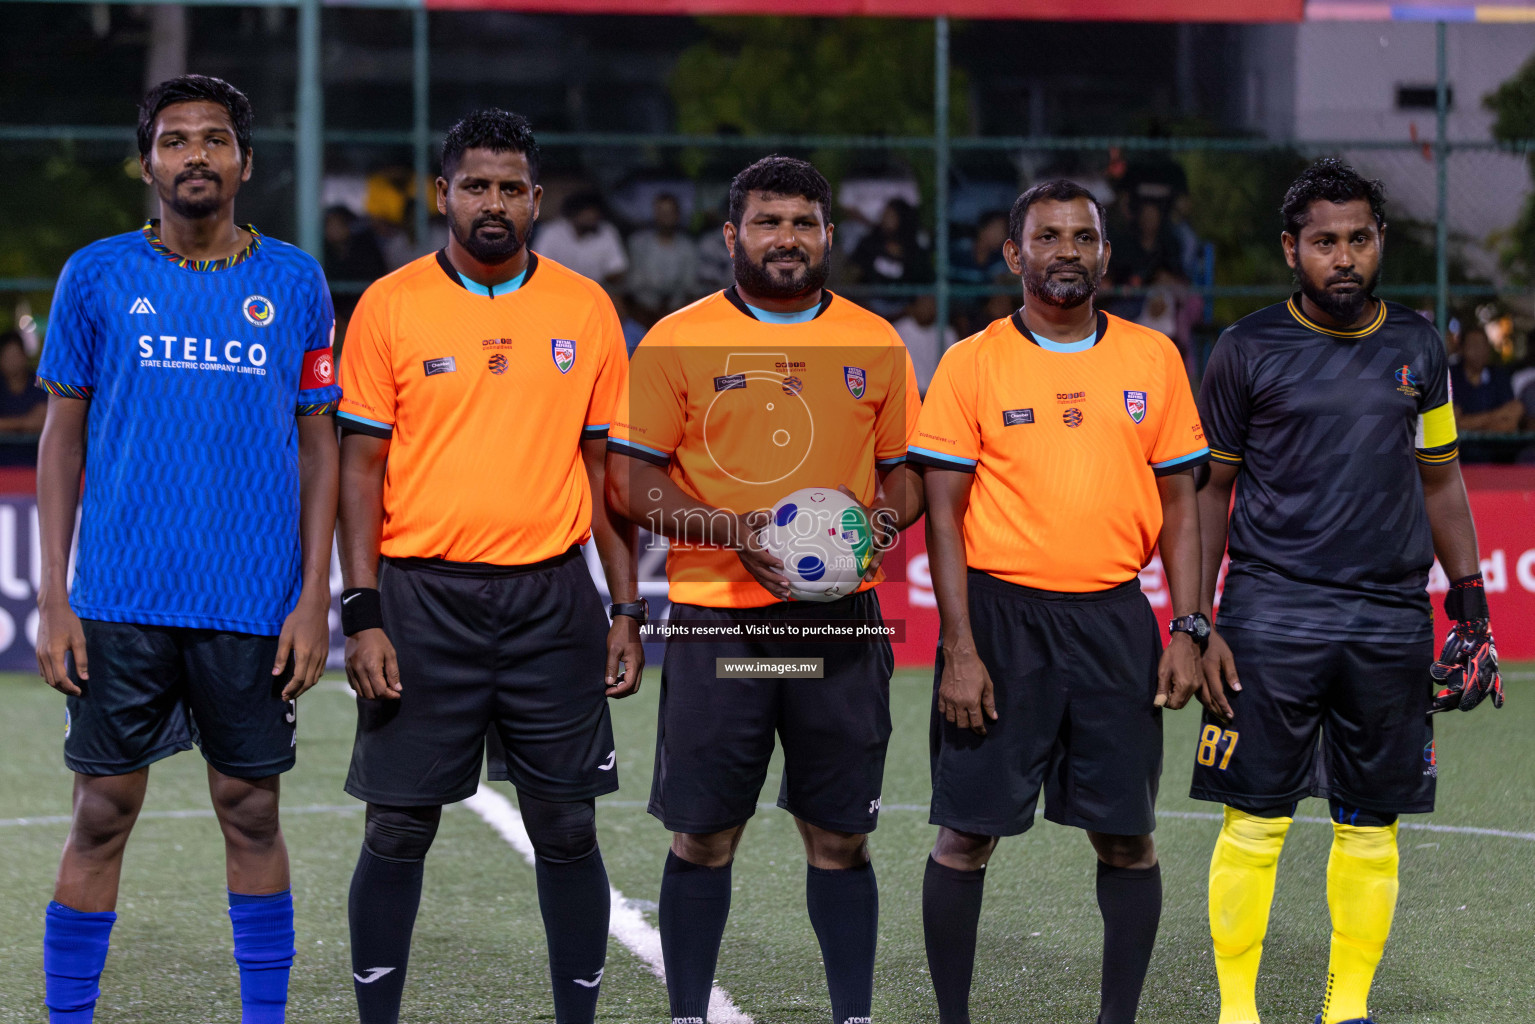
top-left (1254, 22), bottom-right (1535, 280)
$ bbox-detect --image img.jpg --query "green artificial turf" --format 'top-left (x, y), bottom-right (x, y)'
top-left (1, 667), bottom-right (1531, 1023)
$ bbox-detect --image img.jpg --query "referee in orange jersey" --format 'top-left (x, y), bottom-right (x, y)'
top-left (335, 110), bottom-right (643, 1024)
top-left (909, 180), bottom-right (1208, 1024)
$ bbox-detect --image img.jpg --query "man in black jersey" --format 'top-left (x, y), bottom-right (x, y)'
top-left (1192, 159), bottom-right (1501, 1024)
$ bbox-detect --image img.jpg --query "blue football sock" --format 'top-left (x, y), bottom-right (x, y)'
top-left (229, 889), bottom-right (295, 1024)
top-left (43, 901), bottom-right (116, 1024)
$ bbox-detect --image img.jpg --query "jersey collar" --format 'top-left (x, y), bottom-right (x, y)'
top-left (1286, 293), bottom-right (1387, 338)
top-left (436, 248), bottom-right (538, 297)
top-left (724, 285), bottom-right (834, 322)
top-left (1010, 308), bottom-right (1108, 351)
top-left (141, 220), bottom-right (262, 272)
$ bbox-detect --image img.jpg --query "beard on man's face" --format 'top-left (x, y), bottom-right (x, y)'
top-left (1022, 258), bottom-right (1102, 309)
top-left (453, 212), bottom-right (524, 264)
top-left (733, 244), bottom-right (830, 301)
top-left (1299, 264), bottom-right (1379, 323)
top-left (163, 168), bottom-right (225, 219)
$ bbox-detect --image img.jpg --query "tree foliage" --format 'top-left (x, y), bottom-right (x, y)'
top-left (668, 18), bottom-right (969, 186)
top-left (1485, 52), bottom-right (1535, 282)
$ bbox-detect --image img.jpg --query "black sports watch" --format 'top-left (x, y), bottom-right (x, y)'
top-left (610, 599), bottom-right (648, 625)
top-left (1168, 612), bottom-right (1211, 652)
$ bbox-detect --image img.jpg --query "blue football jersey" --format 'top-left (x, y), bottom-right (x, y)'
top-left (37, 222), bottom-right (341, 634)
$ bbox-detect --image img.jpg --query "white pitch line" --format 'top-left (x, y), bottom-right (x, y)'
top-left (462, 783), bottom-right (753, 1024)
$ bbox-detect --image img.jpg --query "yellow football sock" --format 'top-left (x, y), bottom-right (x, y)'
top-left (1209, 806), bottom-right (1292, 1024)
top-left (1322, 821), bottom-right (1400, 1024)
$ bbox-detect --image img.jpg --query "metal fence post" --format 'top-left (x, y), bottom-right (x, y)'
top-left (413, 7), bottom-right (430, 255)
top-left (934, 15), bottom-right (951, 347)
top-left (1435, 19), bottom-right (1449, 336)
top-left (296, 0), bottom-right (323, 259)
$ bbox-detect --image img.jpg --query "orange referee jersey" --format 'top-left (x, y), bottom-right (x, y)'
top-left (338, 250), bottom-right (626, 565)
top-left (909, 310), bottom-right (1209, 592)
top-left (609, 288), bottom-right (921, 608)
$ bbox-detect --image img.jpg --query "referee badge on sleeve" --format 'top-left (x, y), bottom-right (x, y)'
top-left (1124, 390), bottom-right (1147, 424)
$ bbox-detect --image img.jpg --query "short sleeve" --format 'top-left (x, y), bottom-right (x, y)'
top-left (1197, 330), bottom-right (1249, 467)
top-left (336, 285), bottom-right (396, 438)
top-left (907, 340), bottom-right (980, 472)
top-left (1150, 338), bottom-right (1210, 475)
top-left (36, 254), bottom-right (98, 400)
top-left (583, 290), bottom-right (628, 441)
top-left (1415, 328), bottom-right (1458, 464)
top-left (607, 329), bottom-right (685, 467)
top-left (296, 273), bottom-right (341, 416)
top-left (874, 341), bottom-right (922, 466)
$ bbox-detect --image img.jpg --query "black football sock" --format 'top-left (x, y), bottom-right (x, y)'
top-left (348, 846), bottom-right (424, 1024)
top-left (1095, 861), bottom-right (1162, 1024)
top-left (536, 849), bottom-right (611, 1024)
top-left (922, 856), bottom-right (986, 1024)
top-left (659, 850), bottom-right (733, 1023)
top-left (806, 861), bottom-right (879, 1024)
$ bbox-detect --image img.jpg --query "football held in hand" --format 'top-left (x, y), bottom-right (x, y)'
top-left (763, 487), bottom-right (874, 602)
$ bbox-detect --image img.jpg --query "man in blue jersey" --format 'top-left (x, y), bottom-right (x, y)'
top-left (33, 75), bottom-right (339, 1024)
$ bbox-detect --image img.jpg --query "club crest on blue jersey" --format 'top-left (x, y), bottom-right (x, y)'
top-left (242, 294), bottom-right (275, 327)
top-left (844, 366), bottom-right (866, 399)
top-left (1124, 390), bottom-right (1147, 424)
top-left (1395, 365), bottom-right (1421, 397)
top-left (552, 338), bottom-right (576, 374)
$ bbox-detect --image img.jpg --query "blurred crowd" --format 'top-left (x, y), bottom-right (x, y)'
top-left (320, 153), bottom-right (1216, 398)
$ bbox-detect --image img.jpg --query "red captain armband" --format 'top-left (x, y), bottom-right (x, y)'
top-left (301, 347), bottom-right (335, 391)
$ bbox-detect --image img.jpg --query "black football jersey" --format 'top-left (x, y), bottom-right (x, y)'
top-left (1200, 296), bottom-right (1457, 642)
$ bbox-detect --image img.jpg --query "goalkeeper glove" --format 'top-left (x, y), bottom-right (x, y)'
top-left (1429, 573), bottom-right (1502, 714)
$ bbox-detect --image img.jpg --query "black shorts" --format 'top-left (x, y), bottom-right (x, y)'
top-left (1189, 625), bottom-right (1436, 815)
top-left (63, 620), bottom-right (295, 779)
top-left (648, 591), bottom-right (894, 835)
top-left (345, 549), bottom-right (618, 807)
top-left (929, 572), bottom-right (1163, 838)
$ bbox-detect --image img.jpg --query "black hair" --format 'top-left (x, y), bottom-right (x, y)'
top-left (1008, 179), bottom-right (1107, 246)
top-left (561, 190), bottom-right (604, 219)
top-left (1280, 158), bottom-right (1387, 238)
top-left (727, 156), bottom-right (832, 228)
top-left (137, 75), bottom-right (254, 163)
top-left (440, 108), bottom-right (540, 183)
top-left (0, 330), bottom-right (23, 355)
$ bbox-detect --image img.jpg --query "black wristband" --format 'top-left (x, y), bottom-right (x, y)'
top-left (1444, 573), bottom-right (1489, 622)
top-left (341, 587), bottom-right (385, 636)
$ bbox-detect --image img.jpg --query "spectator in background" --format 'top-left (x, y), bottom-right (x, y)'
top-left (626, 192), bottom-right (698, 322)
top-left (892, 293), bottom-right (958, 394)
top-left (949, 210), bottom-right (1012, 336)
top-left (1110, 197), bottom-right (1183, 289)
top-left (324, 205), bottom-right (389, 286)
top-left (694, 203), bottom-right (734, 294)
top-left (0, 330), bottom-right (46, 465)
top-left (849, 197), bottom-right (933, 317)
top-left (1452, 326), bottom-right (1524, 462)
top-left (949, 210), bottom-right (1011, 287)
top-left (1512, 341), bottom-right (1535, 429)
top-left (536, 190), bottom-right (628, 289)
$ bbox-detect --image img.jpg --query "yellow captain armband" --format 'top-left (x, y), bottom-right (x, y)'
top-left (1415, 402), bottom-right (1458, 463)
